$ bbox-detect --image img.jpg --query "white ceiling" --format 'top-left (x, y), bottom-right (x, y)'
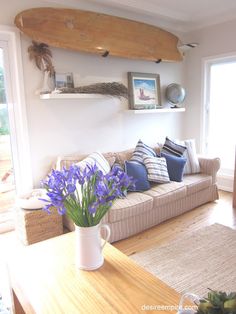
top-left (43, 0), bottom-right (236, 32)
top-left (86, 0), bottom-right (236, 32)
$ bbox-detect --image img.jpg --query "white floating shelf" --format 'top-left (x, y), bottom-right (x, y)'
top-left (40, 93), bottom-right (106, 99)
top-left (128, 108), bottom-right (185, 114)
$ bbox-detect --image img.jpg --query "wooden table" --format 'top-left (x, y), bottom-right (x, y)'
top-left (8, 232), bottom-right (181, 313)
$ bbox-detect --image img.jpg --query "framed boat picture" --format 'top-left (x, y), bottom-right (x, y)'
top-left (128, 72), bottom-right (161, 110)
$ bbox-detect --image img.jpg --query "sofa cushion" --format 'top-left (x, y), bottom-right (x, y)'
top-left (161, 152), bottom-right (187, 182)
top-left (143, 181), bottom-right (186, 207)
top-left (143, 155), bottom-right (170, 183)
top-left (176, 139), bottom-right (200, 175)
top-left (55, 152), bottom-right (116, 170)
top-left (162, 136), bottom-right (186, 157)
top-left (108, 192), bottom-right (153, 223)
top-left (183, 174), bottom-right (212, 195)
top-left (76, 151), bottom-right (111, 174)
top-left (131, 139), bottom-right (157, 163)
top-left (125, 161), bottom-right (150, 191)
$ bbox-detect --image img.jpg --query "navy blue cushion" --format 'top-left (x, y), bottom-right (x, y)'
top-left (161, 152), bottom-right (187, 182)
top-left (124, 161), bottom-right (150, 191)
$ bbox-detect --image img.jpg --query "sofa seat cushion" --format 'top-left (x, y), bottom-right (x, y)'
top-left (183, 174), bottom-right (212, 195)
top-left (108, 192), bottom-right (153, 223)
top-left (143, 181), bottom-right (186, 207)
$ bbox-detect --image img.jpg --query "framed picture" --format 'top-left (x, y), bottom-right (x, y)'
top-left (128, 72), bottom-right (161, 109)
top-left (54, 72), bottom-right (74, 89)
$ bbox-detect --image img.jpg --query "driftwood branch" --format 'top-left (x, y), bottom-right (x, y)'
top-left (59, 82), bottom-right (128, 99)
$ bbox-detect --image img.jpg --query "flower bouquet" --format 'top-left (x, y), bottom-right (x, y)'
top-left (41, 163), bottom-right (134, 270)
top-left (41, 163), bottom-right (134, 226)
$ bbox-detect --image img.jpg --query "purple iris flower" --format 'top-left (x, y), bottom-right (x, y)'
top-left (41, 163), bottom-right (134, 226)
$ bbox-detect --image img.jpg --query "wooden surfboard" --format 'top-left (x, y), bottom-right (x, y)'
top-left (14, 7), bottom-right (182, 62)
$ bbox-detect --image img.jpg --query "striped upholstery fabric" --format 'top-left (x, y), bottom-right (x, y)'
top-left (198, 156), bottom-right (221, 184)
top-left (108, 184), bottom-right (219, 243)
top-left (143, 181), bottom-right (186, 207)
top-left (183, 174), bottom-right (212, 195)
top-left (76, 151), bottom-right (111, 174)
top-left (131, 140), bottom-right (156, 163)
top-left (143, 156), bottom-right (170, 183)
top-left (162, 137), bottom-right (186, 157)
top-left (115, 148), bottom-right (134, 165)
top-left (108, 192), bottom-right (153, 223)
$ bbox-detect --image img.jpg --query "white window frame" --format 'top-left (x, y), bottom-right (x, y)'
top-left (0, 26), bottom-right (32, 194)
top-left (202, 52), bottom-right (236, 191)
top-left (201, 52), bottom-right (236, 155)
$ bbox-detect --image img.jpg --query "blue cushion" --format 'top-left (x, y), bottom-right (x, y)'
top-left (125, 161), bottom-right (150, 191)
top-left (161, 152), bottom-right (187, 182)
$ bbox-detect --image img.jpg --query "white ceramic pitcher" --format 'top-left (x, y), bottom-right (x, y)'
top-left (75, 223), bottom-right (111, 270)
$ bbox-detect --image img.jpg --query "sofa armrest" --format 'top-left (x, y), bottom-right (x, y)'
top-left (198, 156), bottom-right (221, 184)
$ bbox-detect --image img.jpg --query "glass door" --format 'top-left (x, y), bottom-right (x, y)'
top-left (205, 59), bottom-right (236, 176)
top-left (0, 46), bottom-right (16, 233)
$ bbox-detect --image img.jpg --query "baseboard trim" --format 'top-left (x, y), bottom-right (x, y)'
top-left (217, 174), bottom-right (233, 192)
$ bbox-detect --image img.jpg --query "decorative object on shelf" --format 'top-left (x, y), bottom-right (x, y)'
top-left (129, 108), bottom-right (185, 114)
top-left (15, 7), bottom-right (182, 62)
top-left (128, 72), bottom-right (161, 110)
top-left (41, 163), bottom-right (134, 270)
top-left (54, 72), bottom-right (74, 89)
top-left (165, 83), bottom-right (186, 108)
top-left (28, 41), bottom-right (55, 94)
top-left (58, 82), bottom-right (128, 99)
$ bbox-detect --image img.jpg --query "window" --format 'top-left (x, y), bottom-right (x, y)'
top-left (204, 56), bottom-right (236, 177)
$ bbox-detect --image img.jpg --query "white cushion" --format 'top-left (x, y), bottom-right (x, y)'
top-left (178, 139), bottom-right (200, 174)
top-left (76, 151), bottom-right (110, 174)
top-left (143, 155), bottom-right (170, 183)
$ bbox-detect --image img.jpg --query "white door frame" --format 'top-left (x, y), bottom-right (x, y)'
top-left (0, 25), bottom-right (32, 194)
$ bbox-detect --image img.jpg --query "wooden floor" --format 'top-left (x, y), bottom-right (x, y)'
top-left (113, 190), bottom-right (236, 256)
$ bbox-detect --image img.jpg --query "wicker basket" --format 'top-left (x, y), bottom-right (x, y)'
top-left (15, 207), bottom-right (63, 245)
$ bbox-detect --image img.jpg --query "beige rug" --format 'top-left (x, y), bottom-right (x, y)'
top-left (130, 224), bottom-right (236, 297)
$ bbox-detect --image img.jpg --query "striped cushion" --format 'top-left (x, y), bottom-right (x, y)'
top-left (162, 137), bottom-right (186, 157)
top-left (76, 151), bottom-right (110, 174)
top-left (131, 140), bottom-right (156, 163)
top-left (181, 139), bottom-right (200, 174)
top-left (143, 155), bottom-right (170, 183)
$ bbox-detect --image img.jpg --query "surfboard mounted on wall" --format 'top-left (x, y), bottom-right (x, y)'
top-left (14, 7), bottom-right (183, 62)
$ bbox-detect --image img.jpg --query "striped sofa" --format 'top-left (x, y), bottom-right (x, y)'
top-left (56, 148), bottom-right (220, 243)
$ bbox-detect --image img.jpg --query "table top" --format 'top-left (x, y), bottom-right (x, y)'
top-left (9, 232), bottom-right (181, 313)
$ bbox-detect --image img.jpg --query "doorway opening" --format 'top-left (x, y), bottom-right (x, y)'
top-left (204, 56), bottom-right (236, 190)
top-left (0, 47), bottom-right (15, 233)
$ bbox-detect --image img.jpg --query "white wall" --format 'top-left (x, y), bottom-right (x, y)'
top-left (0, 0), bottom-right (185, 186)
top-left (183, 19), bottom-right (236, 150)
